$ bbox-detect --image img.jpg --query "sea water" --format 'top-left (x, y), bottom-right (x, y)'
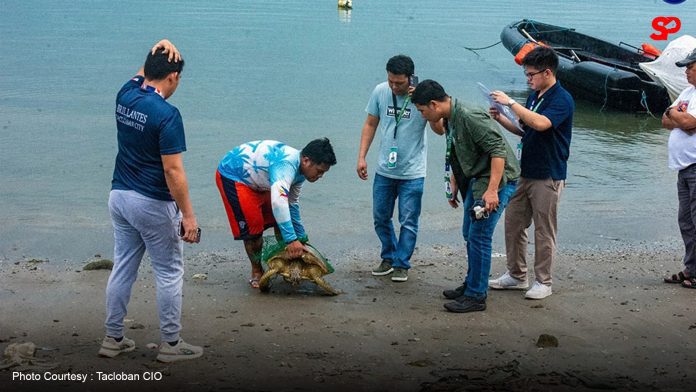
top-left (1, 0), bottom-right (694, 262)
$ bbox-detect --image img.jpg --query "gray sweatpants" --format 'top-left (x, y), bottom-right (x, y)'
top-left (105, 190), bottom-right (183, 342)
top-left (678, 165), bottom-right (696, 275)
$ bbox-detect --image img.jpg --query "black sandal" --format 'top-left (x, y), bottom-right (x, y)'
top-left (664, 271), bottom-right (689, 284)
top-left (681, 277), bottom-right (696, 289)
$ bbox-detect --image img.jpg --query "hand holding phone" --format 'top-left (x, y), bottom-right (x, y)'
top-left (409, 75), bottom-right (419, 88)
top-left (179, 221), bottom-right (201, 243)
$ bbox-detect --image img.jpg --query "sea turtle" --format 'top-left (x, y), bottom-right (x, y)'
top-left (258, 243), bottom-right (338, 296)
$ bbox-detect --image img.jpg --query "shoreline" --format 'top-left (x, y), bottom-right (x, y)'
top-left (1, 244), bottom-right (694, 391)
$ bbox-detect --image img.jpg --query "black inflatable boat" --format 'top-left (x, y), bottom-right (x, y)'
top-left (500, 19), bottom-right (671, 113)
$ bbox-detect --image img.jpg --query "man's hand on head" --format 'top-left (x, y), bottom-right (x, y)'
top-left (152, 39), bottom-right (181, 63)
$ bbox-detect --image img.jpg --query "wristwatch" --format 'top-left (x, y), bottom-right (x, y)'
top-left (507, 99), bottom-right (517, 108)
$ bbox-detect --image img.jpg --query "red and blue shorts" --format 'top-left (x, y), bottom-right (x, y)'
top-left (215, 170), bottom-right (276, 240)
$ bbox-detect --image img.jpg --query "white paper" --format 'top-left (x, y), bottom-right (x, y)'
top-left (478, 82), bottom-right (524, 133)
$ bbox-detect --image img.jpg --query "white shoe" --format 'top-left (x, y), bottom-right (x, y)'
top-left (488, 272), bottom-right (529, 290)
top-left (98, 336), bottom-right (135, 358)
top-left (156, 338), bottom-right (203, 363)
top-left (525, 281), bottom-right (552, 299)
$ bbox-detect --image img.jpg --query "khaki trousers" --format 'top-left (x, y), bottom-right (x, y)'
top-left (504, 177), bottom-right (564, 285)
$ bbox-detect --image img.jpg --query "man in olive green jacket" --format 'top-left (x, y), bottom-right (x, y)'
top-left (413, 79), bottom-right (520, 313)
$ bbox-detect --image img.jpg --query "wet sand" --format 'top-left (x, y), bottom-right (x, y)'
top-left (0, 245), bottom-right (694, 392)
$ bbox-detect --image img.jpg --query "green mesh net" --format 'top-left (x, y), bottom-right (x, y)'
top-left (260, 235), bottom-right (334, 274)
top-left (260, 235), bottom-right (287, 263)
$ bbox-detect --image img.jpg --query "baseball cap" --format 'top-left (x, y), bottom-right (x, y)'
top-left (676, 48), bottom-right (696, 67)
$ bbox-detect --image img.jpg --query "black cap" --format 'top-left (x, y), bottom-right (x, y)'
top-left (676, 48), bottom-right (696, 67)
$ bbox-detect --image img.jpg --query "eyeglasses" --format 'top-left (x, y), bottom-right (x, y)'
top-left (524, 69), bottom-right (547, 79)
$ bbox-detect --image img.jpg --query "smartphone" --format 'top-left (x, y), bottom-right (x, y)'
top-left (409, 75), bottom-right (419, 87)
top-left (179, 222), bottom-right (202, 242)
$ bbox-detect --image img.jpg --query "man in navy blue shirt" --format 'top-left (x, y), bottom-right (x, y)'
top-left (101, 39), bottom-right (203, 363)
top-left (488, 46), bottom-right (574, 300)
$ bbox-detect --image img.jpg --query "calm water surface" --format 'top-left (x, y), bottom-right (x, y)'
top-left (1, 0), bottom-right (694, 261)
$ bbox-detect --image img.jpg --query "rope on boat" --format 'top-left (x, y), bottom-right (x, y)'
top-left (524, 20), bottom-right (575, 35)
top-left (600, 67), bottom-right (658, 116)
top-left (460, 40), bottom-right (502, 57)
top-left (600, 68), bottom-right (616, 113)
top-left (462, 40), bottom-right (502, 51)
top-left (639, 91), bottom-right (657, 118)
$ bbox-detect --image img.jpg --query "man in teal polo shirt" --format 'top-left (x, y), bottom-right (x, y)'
top-left (356, 55), bottom-right (443, 282)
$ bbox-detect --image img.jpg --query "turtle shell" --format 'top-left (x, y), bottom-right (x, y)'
top-left (300, 244), bottom-right (333, 274)
top-left (268, 243), bottom-right (334, 274)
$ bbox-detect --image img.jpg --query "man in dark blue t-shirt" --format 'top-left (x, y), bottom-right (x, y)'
top-left (101, 39), bottom-right (203, 363)
top-left (488, 46), bottom-right (574, 300)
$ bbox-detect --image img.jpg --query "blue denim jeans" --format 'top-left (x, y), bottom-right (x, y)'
top-left (462, 180), bottom-right (517, 300)
top-left (373, 174), bottom-right (424, 269)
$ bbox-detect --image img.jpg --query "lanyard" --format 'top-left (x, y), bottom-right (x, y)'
top-left (444, 119), bottom-right (452, 167)
top-left (529, 96), bottom-right (545, 113)
top-left (444, 118), bottom-right (453, 199)
top-left (391, 93), bottom-right (410, 139)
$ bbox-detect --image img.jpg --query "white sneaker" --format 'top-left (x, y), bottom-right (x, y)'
top-left (488, 272), bottom-right (529, 290)
top-left (525, 281), bottom-right (552, 299)
top-left (156, 338), bottom-right (203, 363)
top-left (98, 336), bottom-right (135, 358)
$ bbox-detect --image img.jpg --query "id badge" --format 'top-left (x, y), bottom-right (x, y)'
top-left (387, 146), bottom-right (398, 169)
top-left (516, 142), bottom-right (523, 161)
top-left (444, 172), bottom-right (453, 199)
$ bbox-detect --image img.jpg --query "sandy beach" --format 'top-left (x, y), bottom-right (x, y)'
top-left (1, 244), bottom-right (694, 392)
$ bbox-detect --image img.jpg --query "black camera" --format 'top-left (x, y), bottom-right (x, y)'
top-left (470, 200), bottom-right (489, 221)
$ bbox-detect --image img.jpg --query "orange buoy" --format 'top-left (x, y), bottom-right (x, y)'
top-left (641, 43), bottom-right (662, 59)
top-left (514, 41), bottom-right (546, 65)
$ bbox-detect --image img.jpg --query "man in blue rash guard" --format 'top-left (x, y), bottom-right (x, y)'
top-left (216, 138), bottom-right (337, 288)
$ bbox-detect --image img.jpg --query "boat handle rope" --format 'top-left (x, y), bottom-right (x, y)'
top-left (639, 91), bottom-right (657, 118)
top-left (600, 68), bottom-right (617, 113)
top-left (600, 67), bottom-right (657, 117)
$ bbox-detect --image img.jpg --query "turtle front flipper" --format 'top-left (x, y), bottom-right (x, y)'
top-left (258, 268), bottom-right (278, 293)
top-left (313, 276), bottom-right (339, 296)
